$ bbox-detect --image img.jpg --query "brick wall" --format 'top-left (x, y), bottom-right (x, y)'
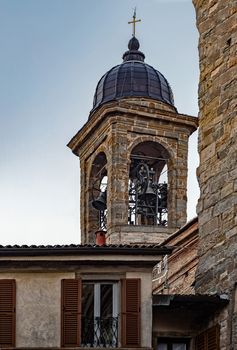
top-left (153, 218), bottom-right (198, 295)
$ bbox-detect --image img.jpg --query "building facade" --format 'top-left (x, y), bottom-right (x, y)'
top-left (0, 244), bottom-right (171, 348)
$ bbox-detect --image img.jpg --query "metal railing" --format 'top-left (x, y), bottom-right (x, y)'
top-left (81, 317), bottom-right (118, 348)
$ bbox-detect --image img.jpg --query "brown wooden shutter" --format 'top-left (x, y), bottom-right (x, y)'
top-left (195, 325), bottom-right (220, 350)
top-left (61, 278), bottom-right (81, 347)
top-left (195, 332), bottom-right (205, 350)
top-left (121, 278), bottom-right (141, 347)
top-left (206, 325), bottom-right (220, 350)
top-left (0, 279), bottom-right (16, 347)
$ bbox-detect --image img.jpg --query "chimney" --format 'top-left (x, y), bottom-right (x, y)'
top-left (95, 230), bottom-right (106, 246)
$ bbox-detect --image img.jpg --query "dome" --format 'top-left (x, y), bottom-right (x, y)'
top-left (91, 37), bottom-right (175, 114)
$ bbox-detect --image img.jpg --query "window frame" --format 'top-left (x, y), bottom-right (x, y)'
top-left (157, 337), bottom-right (190, 350)
top-left (61, 277), bottom-right (141, 348)
top-left (81, 280), bottom-right (119, 347)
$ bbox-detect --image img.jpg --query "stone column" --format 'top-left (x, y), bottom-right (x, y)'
top-left (175, 135), bottom-right (189, 228)
top-left (79, 158), bottom-right (87, 244)
top-left (107, 122), bottom-right (129, 242)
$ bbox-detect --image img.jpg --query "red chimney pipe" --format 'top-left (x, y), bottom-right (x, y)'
top-left (95, 230), bottom-right (106, 246)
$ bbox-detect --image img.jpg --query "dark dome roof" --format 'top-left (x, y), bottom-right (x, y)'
top-left (92, 37), bottom-right (174, 113)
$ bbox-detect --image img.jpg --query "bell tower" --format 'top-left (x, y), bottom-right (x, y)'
top-left (68, 33), bottom-right (198, 244)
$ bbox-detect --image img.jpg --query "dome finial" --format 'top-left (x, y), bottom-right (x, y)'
top-left (128, 8), bottom-right (141, 37)
top-left (123, 8), bottom-right (144, 62)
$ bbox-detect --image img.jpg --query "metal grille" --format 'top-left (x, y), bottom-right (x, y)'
top-left (81, 317), bottom-right (118, 348)
top-left (128, 161), bottom-right (168, 226)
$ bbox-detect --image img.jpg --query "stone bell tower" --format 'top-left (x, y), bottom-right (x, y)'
top-left (68, 32), bottom-right (198, 245)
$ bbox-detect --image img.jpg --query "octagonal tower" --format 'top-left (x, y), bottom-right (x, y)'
top-left (68, 36), bottom-right (198, 244)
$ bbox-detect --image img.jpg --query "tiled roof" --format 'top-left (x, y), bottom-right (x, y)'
top-left (161, 216), bottom-right (198, 245)
top-left (0, 243), bottom-right (164, 249)
top-left (0, 243), bottom-right (173, 256)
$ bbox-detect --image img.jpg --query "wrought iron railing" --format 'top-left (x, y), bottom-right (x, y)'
top-left (81, 317), bottom-right (118, 348)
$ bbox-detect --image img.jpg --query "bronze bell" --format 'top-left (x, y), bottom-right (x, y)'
top-left (145, 181), bottom-right (157, 199)
top-left (138, 180), bottom-right (156, 200)
top-left (92, 190), bottom-right (107, 211)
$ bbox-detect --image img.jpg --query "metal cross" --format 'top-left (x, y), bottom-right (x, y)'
top-left (128, 8), bottom-right (141, 37)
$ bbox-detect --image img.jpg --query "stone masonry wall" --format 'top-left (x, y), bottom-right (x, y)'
top-left (193, 0), bottom-right (237, 348)
top-left (73, 98), bottom-right (197, 244)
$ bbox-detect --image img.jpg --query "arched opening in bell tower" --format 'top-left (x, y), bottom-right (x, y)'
top-left (128, 141), bottom-right (170, 226)
top-left (88, 152), bottom-right (108, 235)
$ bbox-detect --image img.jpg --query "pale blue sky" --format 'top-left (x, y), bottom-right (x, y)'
top-left (0, 0), bottom-right (199, 244)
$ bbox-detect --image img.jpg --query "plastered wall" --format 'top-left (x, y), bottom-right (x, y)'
top-left (1, 268), bottom-right (153, 348)
top-left (126, 271), bottom-right (153, 347)
top-left (1, 272), bottom-right (75, 348)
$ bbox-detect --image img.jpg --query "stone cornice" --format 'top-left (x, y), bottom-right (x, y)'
top-left (67, 99), bottom-right (198, 156)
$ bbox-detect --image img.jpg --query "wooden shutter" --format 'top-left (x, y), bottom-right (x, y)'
top-left (61, 279), bottom-right (81, 347)
top-left (206, 325), bottom-right (220, 350)
top-left (121, 278), bottom-right (141, 347)
top-left (195, 325), bottom-right (220, 350)
top-left (195, 332), bottom-right (205, 350)
top-left (0, 279), bottom-right (16, 347)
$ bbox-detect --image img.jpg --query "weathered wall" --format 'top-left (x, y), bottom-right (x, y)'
top-left (153, 308), bottom-right (199, 337)
top-left (1, 272), bottom-right (75, 348)
top-left (1, 265), bottom-right (154, 348)
top-left (193, 0), bottom-right (237, 348)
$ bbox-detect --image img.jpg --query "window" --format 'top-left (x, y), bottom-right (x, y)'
top-left (81, 282), bottom-right (119, 347)
top-left (157, 338), bottom-right (190, 350)
top-left (129, 141), bottom-right (169, 227)
top-left (61, 278), bottom-right (141, 348)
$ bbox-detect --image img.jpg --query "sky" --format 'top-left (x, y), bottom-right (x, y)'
top-left (0, 0), bottom-right (199, 245)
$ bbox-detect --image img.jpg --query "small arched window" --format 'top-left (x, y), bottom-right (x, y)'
top-left (89, 152), bottom-right (107, 231)
top-left (128, 141), bottom-right (169, 226)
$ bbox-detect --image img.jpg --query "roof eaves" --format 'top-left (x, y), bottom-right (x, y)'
top-left (162, 216), bottom-right (198, 245)
top-left (0, 244), bottom-right (173, 257)
top-left (153, 293), bottom-right (229, 307)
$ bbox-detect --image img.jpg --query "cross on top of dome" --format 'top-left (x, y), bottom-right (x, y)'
top-left (123, 9), bottom-right (144, 62)
top-left (128, 8), bottom-right (141, 37)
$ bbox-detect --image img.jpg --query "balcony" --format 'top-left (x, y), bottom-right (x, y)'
top-left (81, 316), bottom-right (119, 348)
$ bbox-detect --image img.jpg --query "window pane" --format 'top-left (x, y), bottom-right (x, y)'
top-left (82, 284), bottom-right (94, 346)
top-left (82, 284), bottom-right (94, 318)
top-left (157, 344), bottom-right (168, 350)
top-left (173, 344), bottom-right (186, 350)
top-left (101, 284), bottom-right (113, 318)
